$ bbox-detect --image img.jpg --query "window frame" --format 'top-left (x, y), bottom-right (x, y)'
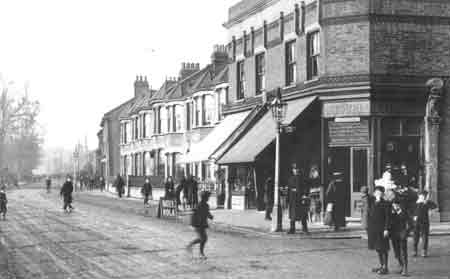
top-left (237, 60), bottom-right (245, 100)
top-left (307, 31), bottom-right (320, 80)
top-left (255, 52), bottom-right (266, 95)
top-left (285, 40), bottom-right (297, 86)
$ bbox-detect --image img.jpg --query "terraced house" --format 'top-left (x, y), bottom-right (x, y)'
top-left (215, 0), bottom-right (450, 220)
top-left (118, 46), bottom-right (231, 193)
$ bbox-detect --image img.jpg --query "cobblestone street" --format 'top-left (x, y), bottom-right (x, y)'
top-left (0, 185), bottom-right (449, 279)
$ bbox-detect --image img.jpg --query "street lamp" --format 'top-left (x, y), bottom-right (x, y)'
top-left (270, 87), bottom-right (287, 232)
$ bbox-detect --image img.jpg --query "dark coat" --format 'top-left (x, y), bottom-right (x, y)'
top-left (114, 176), bottom-right (125, 192)
top-left (368, 199), bottom-right (391, 251)
top-left (141, 182), bottom-right (152, 196)
top-left (60, 181), bottom-right (74, 204)
top-left (0, 192), bottom-right (7, 212)
top-left (164, 181), bottom-right (175, 199)
top-left (287, 174), bottom-right (310, 221)
top-left (326, 180), bottom-right (346, 227)
top-left (191, 201), bottom-right (213, 228)
top-left (264, 177), bottom-right (274, 206)
top-left (390, 208), bottom-right (409, 240)
top-left (415, 200), bottom-right (437, 226)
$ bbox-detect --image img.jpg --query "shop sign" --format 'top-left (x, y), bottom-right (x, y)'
top-left (323, 101), bottom-right (370, 118)
top-left (231, 195), bottom-right (245, 210)
top-left (372, 101), bottom-right (425, 116)
top-left (328, 119), bottom-right (370, 145)
top-left (157, 198), bottom-right (177, 218)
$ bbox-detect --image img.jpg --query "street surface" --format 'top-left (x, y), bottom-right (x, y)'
top-left (0, 184), bottom-right (449, 279)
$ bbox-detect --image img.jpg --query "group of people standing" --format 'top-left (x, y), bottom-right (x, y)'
top-left (363, 163), bottom-right (436, 276)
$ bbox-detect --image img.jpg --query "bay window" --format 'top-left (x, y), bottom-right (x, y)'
top-left (174, 105), bottom-right (183, 132)
top-left (203, 94), bottom-right (215, 125)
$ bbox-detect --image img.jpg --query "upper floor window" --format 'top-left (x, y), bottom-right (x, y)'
top-left (158, 107), bottom-right (167, 134)
top-left (174, 105), bottom-right (183, 132)
top-left (194, 97), bottom-right (201, 127)
top-left (255, 53), bottom-right (266, 95)
top-left (167, 106), bottom-right (172, 133)
top-left (203, 94), bottom-right (215, 125)
top-left (285, 40), bottom-right (296, 86)
top-left (145, 112), bottom-right (152, 138)
top-left (126, 122), bottom-right (131, 143)
top-left (186, 102), bottom-right (192, 131)
top-left (218, 88), bottom-right (228, 121)
top-left (307, 32), bottom-right (320, 80)
top-left (237, 61), bottom-right (245, 100)
top-left (134, 117), bottom-right (139, 140)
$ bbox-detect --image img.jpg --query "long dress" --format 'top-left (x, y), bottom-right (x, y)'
top-left (326, 180), bottom-right (346, 228)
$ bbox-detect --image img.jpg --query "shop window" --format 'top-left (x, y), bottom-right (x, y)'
top-left (285, 40), bottom-right (296, 85)
top-left (255, 53), bottom-right (266, 95)
top-left (237, 60), bottom-right (245, 100)
top-left (307, 32), bottom-right (320, 80)
top-left (404, 118), bottom-right (421, 136)
top-left (382, 118), bottom-right (401, 136)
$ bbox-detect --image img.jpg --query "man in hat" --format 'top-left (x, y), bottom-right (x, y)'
top-left (287, 163), bottom-right (310, 234)
top-left (326, 172), bottom-right (346, 231)
top-left (368, 185), bottom-right (391, 275)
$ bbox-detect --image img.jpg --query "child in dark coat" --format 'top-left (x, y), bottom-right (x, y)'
top-left (187, 191), bottom-right (213, 259)
top-left (367, 186), bottom-right (391, 275)
top-left (413, 190), bottom-right (437, 257)
top-left (0, 186), bottom-right (7, 220)
top-left (390, 198), bottom-right (409, 276)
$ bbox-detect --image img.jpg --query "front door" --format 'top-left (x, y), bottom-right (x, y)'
top-left (350, 147), bottom-right (369, 218)
top-left (329, 147), bottom-right (370, 218)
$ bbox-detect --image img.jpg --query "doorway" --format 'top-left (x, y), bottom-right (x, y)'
top-left (329, 146), bottom-right (370, 217)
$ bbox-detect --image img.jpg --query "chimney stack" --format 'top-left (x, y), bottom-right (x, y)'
top-left (134, 75), bottom-right (150, 98)
top-left (179, 62), bottom-right (200, 80)
top-left (211, 44), bottom-right (229, 74)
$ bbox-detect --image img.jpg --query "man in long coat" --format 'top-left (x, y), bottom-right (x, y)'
top-left (114, 174), bottom-right (125, 198)
top-left (287, 164), bottom-right (310, 234)
top-left (60, 176), bottom-right (74, 212)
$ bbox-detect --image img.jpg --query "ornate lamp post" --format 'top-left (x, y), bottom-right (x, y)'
top-left (270, 87), bottom-right (287, 232)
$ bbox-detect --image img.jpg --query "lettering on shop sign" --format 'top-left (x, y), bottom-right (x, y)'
top-left (158, 198), bottom-right (177, 218)
top-left (323, 101), bottom-right (370, 118)
top-left (328, 119), bottom-right (370, 145)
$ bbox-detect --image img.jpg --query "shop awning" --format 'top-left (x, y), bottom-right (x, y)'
top-left (183, 110), bottom-right (252, 163)
top-left (217, 96), bottom-right (317, 164)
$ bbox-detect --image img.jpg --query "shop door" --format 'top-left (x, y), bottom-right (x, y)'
top-left (329, 147), bottom-right (351, 217)
top-left (350, 147), bottom-right (369, 218)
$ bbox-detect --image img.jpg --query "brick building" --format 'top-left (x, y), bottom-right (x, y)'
top-left (215, 0), bottom-right (450, 220)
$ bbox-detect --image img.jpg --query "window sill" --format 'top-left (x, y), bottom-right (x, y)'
top-left (304, 77), bottom-right (319, 84)
top-left (283, 84), bottom-right (296, 90)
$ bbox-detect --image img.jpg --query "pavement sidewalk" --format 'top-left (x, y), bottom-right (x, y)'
top-left (84, 190), bottom-right (450, 239)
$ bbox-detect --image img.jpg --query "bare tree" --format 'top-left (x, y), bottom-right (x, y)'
top-left (0, 77), bottom-right (42, 180)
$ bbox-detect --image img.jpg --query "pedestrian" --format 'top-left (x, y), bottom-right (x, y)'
top-left (264, 176), bottom-right (274, 221)
top-left (99, 176), bottom-right (106, 192)
top-left (325, 172), bottom-right (346, 231)
top-left (175, 179), bottom-right (184, 210)
top-left (367, 186), bottom-right (391, 275)
top-left (287, 163), bottom-right (310, 234)
top-left (89, 177), bottom-right (95, 191)
top-left (389, 197), bottom-right (409, 276)
top-left (187, 191), bottom-right (213, 259)
top-left (141, 177), bottom-right (153, 206)
top-left (187, 175), bottom-right (198, 208)
top-left (114, 174), bottom-right (125, 198)
top-left (164, 176), bottom-right (175, 200)
top-left (413, 190), bottom-right (437, 258)
top-left (60, 176), bottom-right (74, 213)
top-left (0, 185), bottom-right (8, 220)
top-left (45, 176), bottom-right (52, 193)
top-left (181, 175), bottom-right (189, 210)
top-left (360, 186), bottom-right (372, 236)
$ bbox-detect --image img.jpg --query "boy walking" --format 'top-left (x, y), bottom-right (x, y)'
top-left (390, 198), bottom-right (409, 276)
top-left (141, 177), bottom-right (153, 206)
top-left (0, 186), bottom-right (7, 220)
top-left (367, 186), bottom-right (391, 275)
top-left (413, 190), bottom-right (437, 257)
top-left (187, 191), bottom-right (213, 259)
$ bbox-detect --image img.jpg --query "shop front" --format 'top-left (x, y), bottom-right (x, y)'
top-left (322, 98), bottom-right (426, 218)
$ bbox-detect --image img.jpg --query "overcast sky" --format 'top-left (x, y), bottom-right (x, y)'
top-left (0, 0), bottom-right (239, 150)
